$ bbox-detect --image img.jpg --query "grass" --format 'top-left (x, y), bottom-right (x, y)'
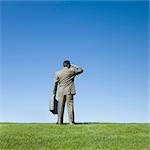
top-left (0, 122), bottom-right (149, 150)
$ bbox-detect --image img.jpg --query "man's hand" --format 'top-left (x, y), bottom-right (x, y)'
top-left (52, 93), bottom-right (56, 98)
top-left (71, 63), bottom-right (79, 68)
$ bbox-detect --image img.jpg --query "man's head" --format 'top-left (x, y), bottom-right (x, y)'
top-left (63, 60), bottom-right (71, 68)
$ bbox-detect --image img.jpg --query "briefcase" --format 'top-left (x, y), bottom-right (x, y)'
top-left (49, 95), bottom-right (58, 114)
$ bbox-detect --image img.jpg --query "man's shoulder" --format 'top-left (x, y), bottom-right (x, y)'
top-left (55, 68), bottom-right (65, 75)
top-left (56, 67), bottom-right (75, 75)
top-left (55, 70), bottom-right (61, 75)
top-left (69, 67), bottom-right (75, 71)
top-left (69, 67), bottom-right (76, 73)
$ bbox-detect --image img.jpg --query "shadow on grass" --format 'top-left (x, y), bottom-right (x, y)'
top-left (57, 122), bottom-right (101, 125)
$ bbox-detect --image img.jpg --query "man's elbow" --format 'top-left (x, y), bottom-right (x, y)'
top-left (80, 69), bottom-right (83, 73)
top-left (78, 68), bottom-right (83, 74)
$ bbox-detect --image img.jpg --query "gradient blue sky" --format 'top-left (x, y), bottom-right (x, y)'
top-left (1, 1), bottom-right (149, 123)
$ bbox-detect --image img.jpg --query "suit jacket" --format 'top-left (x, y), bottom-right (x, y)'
top-left (53, 66), bottom-right (83, 96)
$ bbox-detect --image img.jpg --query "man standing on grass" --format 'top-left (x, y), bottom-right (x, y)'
top-left (52, 60), bottom-right (83, 125)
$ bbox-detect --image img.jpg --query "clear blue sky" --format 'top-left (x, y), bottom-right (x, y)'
top-left (1, 1), bottom-right (149, 123)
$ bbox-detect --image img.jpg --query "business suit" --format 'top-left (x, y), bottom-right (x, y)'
top-left (53, 66), bottom-right (83, 124)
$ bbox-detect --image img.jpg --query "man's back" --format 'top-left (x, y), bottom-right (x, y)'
top-left (53, 66), bottom-right (83, 96)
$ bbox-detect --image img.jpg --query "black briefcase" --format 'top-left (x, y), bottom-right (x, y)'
top-left (49, 95), bottom-right (58, 114)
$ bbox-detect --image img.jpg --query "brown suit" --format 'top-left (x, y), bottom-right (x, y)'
top-left (53, 66), bottom-right (83, 124)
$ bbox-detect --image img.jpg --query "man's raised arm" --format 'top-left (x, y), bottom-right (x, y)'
top-left (71, 64), bottom-right (83, 75)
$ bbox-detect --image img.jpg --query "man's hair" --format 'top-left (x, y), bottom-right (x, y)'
top-left (63, 60), bottom-right (70, 67)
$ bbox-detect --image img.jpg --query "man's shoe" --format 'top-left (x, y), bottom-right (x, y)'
top-left (56, 122), bottom-right (63, 125)
top-left (69, 122), bottom-right (75, 125)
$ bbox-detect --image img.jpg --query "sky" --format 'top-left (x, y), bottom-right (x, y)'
top-left (0, 1), bottom-right (149, 123)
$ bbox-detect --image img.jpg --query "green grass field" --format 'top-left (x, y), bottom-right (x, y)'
top-left (0, 123), bottom-right (149, 150)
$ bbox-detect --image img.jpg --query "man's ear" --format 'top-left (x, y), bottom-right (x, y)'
top-left (68, 64), bottom-right (71, 68)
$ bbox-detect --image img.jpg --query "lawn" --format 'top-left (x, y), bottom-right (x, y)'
top-left (0, 123), bottom-right (149, 150)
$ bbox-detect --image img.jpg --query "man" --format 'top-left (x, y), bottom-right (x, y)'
top-left (52, 60), bottom-right (83, 125)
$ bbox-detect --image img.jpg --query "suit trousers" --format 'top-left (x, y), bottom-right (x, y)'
top-left (57, 94), bottom-right (75, 124)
